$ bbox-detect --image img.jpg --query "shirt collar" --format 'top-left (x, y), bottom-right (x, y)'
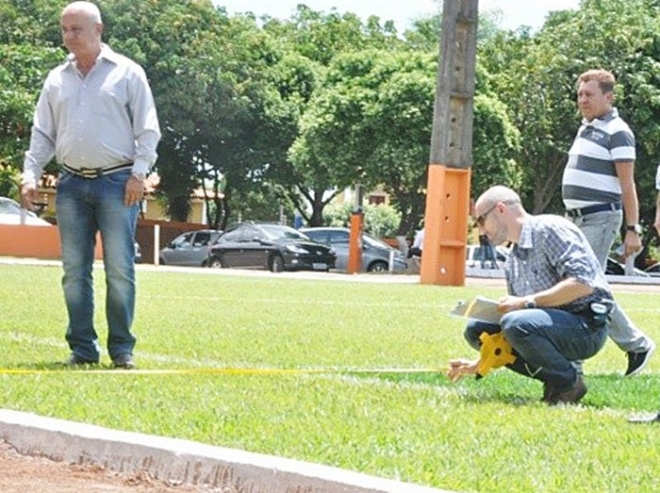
top-left (582, 107), bottom-right (618, 125)
top-left (514, 217), bottom-right (534, 251)
top-left (64, 44), bottom-right (118, 69)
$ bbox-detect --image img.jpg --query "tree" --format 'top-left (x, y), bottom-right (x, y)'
top-left (0, 2), bottom-right (63, 195)
top-left (291, 48), bottom-right (520, 235)
top-left (480, 0), bottom-right (660, 222)
top-left (260, 6), bottom-right (406, 226)
top-left (100, 0), bottom-right (295, 228)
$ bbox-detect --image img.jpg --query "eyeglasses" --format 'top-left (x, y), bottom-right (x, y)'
top-left (476, 203), bottom-right (497, 227)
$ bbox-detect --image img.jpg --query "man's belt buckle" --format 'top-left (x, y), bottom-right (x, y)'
top-left (79, 167), bottom-right (102, 179)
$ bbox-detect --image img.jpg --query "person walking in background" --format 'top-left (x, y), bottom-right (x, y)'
top-left (448, 186), bottom-right (613, 404)
top-left (20, 1), bottom-right (161, 369)
top-left (562, 69), bottom-right (655, 377)
top-left (408, 227), bottom-right (424, 258)
top-left (478, 232), bottom-right (497, 269)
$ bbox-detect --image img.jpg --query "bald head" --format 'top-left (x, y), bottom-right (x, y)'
top-left (476, 186), bottom-right (522, 213)
top-left (61, 1), bottom-right (103, 62)
top-left (62, 1), bottom-right (102, 23)
top-left (473, 186), bottom-right (527, 245)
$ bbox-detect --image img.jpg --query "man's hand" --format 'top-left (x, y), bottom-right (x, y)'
top-left (623, 230), bottom-right (642, 258)
top-left (20, 183), bottom-right (38, 211)
top-left (124, 175), bottom-right (145, 207)
top-left (447, 358), bottom-right (479, 382)
top-left (497, 295), bottom-right (526, 313)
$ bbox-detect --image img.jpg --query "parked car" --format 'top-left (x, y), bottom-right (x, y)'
top-left (606, 257), bottom-right (649, 277)
top-left (208, 223), bottom-right (335, 272)
top-left (465, 244), bottom-right (509, 269)
top-left (645, 263), bottom-right (660, 277)
top-left (0, 197), bottom-right (51, 226)
top-left (159, 229), bottom-right (223, 267)
top-left (301, 227), bottom-right (408, 272)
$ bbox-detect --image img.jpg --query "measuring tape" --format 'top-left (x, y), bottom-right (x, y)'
top-left (0, 367), bottom-right (449, 376)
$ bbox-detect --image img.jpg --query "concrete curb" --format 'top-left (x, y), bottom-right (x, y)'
top-left (0, 409), bottom-right (451, 493)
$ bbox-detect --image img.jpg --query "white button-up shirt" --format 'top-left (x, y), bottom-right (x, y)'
top-left (23, 44), bottom-right (161, 184)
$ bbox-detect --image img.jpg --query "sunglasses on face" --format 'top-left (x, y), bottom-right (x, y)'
top-left (476, 203), bottom-right (497, 227)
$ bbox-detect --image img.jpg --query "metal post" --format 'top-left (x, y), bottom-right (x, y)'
top-left (154, 224), bottom-right (160, 266)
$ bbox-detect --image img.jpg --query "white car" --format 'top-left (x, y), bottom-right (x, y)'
top-left (0, 197), bottom-right (51, 226)
top-left (465, 244), bottom-right (509, 269)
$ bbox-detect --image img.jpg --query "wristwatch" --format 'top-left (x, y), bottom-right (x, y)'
top-left (524, 299), bottom-right (537, 309)
top-left (626, 224), bottom-right (642, 234)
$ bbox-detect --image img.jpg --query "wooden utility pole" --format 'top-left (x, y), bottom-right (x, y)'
top-left (420, 0), bottom-right (478, 286)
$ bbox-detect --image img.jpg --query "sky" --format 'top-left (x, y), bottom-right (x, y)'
top-left (213, 0), bottom-right (581, 32)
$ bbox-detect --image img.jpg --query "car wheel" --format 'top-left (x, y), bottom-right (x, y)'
top-left (270, 255), bottom-right (284, 273)
top-left (208, 256), bottom-right (223, 268)
top-left (368, 260), bottom-right (388, 272)
top-left (159, 258), bottom-right (166, 265)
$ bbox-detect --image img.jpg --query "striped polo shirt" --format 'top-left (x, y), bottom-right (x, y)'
top-left (562, 107), bottom-right (635, 210)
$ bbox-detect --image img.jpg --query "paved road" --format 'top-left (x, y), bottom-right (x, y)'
top-left (4, 256), bottom-right (660, 293)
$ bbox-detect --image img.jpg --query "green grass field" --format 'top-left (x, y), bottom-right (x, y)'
top-left (1, 263), bottom-right (659, 492)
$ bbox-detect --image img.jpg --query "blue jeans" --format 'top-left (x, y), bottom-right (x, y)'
top-left (465, 308), bottom-right (608, 389)
top-left (56, 169), bottom-right (138, 362)
top-left (569, 210), bottom-right (652, 352)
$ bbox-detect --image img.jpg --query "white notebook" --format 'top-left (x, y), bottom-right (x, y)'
top-left (450, 296), bottom-right (502, 324)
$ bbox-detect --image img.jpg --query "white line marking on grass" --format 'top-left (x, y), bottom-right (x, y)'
top-left (141, 294), bottom-right (456, 311)
top-left (1, 332), bottom-right (63, 348)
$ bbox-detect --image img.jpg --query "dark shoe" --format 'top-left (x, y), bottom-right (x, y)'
top-left (549, 376), bottom-right (587, 405)
top-left (112, 354), bottom-right (136, 369)
top-left (625, 342), bottom-right (656, 377)
top-left (541, 381), bottom-right (557, 404)
top-left (64, 353), bottom-right (98, 366)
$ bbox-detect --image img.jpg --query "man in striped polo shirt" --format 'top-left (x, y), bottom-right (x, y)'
top-left (562, 69), bottom-right (655, 377)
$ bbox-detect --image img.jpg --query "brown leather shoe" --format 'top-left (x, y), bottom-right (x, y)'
top-left (548, 376), bottom-right (587, 405)
top-left (541, 381), bottom-right (557, 403)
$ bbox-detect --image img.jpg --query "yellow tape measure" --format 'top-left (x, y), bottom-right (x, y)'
top-left (0, 367), bottom-right (449, 376)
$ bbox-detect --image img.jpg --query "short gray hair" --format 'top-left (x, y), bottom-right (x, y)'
top-left (62, 1), bottom-right (102, 24)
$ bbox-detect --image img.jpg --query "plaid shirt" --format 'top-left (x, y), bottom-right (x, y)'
top-left (505, 215), bottom-right (612, 313)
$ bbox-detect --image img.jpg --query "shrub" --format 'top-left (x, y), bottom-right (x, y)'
top-left (323, 202), bottom-right (401, 237)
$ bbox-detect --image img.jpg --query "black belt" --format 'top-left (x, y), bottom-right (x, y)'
top-left (566, 202), bottom-right (622, 218)
top-left (63, 163), bottom-right (133, 179)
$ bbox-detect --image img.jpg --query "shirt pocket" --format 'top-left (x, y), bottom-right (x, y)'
top-left (92, 79), bottom-right (129, 118)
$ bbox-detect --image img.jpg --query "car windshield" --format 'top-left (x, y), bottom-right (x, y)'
top-left (260, 224), bottom-right (310, 241)
top-left (363, 233), bottom-right (392, 249)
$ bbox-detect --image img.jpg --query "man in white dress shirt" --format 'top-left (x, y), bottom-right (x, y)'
top-left (21, 1), bottom-right (161, 369)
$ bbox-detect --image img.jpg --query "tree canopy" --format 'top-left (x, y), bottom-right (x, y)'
top-left (2, 0), bottom-right (660, 255)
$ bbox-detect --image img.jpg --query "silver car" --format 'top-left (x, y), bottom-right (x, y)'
top-left (301, 227), bottom-right (407, 272)
top-left (0, 197), bottom-right (51, 226)
top-left (159, 229), bottom-right (222, 267)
